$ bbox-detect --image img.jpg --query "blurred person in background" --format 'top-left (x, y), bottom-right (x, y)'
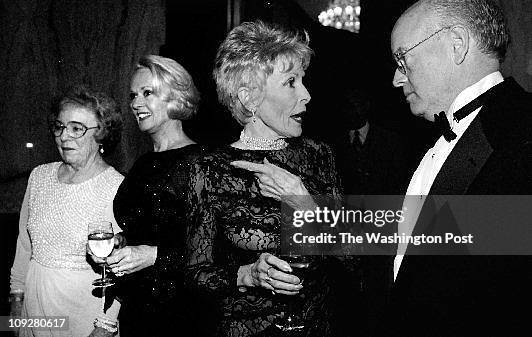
top-left (333, 86), bottom-right (411, 196)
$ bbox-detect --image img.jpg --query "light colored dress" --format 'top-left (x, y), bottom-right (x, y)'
top-left (10, 162), bottom-right (124, 337)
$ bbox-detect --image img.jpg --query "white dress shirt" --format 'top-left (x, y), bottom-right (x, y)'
top-left (393, 71), bottom-right (504, 281)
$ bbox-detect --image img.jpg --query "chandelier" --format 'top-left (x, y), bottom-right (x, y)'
top-left (318, 0), bottom-right (361, 33)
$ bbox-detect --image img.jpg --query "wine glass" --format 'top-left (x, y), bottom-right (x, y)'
top-left (88, 221), bottom-right (115, 287)
top-left (273, 254), bottom-right (311, 335)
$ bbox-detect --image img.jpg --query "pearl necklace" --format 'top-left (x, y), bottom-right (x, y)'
top-left (239, 130), bottom-right (288, 150)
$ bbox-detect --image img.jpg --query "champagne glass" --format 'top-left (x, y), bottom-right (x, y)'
top-left (274, 254), bottom-right (311, 336)
top-left (88, 221), bottom-right (115, 287)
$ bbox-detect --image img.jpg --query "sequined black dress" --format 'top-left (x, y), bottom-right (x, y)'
top-left (185, 138), bottom-right (342, 337)
top-left (113, 144), bottom-right (206, 337)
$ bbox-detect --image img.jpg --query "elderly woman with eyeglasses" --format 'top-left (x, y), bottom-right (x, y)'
top-left (9, 86), bottom-right (124, 337)
top-left (185, 21), bottom-right (342, 337)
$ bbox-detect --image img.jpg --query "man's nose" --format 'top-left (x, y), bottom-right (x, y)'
top-left (392, 68), bottom-right (407, 87)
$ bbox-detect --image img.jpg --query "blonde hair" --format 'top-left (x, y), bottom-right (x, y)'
top-left (213, 21), bottom-right (312, 125)
top-left (136, 55), bottom-right (200, 120)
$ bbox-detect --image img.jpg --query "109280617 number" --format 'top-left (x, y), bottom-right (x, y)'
top-left (0, 316), bottom-right (69, 331)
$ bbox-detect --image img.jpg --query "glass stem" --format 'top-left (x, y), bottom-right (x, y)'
top-left (102, 258), bottom-right (106, 281)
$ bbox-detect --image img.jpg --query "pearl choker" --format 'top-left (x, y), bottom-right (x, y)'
top-left (239, 131), bottom-right (288, 150)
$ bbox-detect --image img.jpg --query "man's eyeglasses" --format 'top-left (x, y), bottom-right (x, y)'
top-left (49, 120), bottom-right (99, 139)
top-left (393, 26), bottom-right (451, 75)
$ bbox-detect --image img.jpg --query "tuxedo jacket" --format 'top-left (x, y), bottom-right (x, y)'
top-left (382, 78), bottom-right (532, 337)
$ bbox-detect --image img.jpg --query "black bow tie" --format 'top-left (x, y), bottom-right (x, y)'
top-left (434, 111), bottom-right (456, 142)
top-left (433, 90), bottom-right (488, 142)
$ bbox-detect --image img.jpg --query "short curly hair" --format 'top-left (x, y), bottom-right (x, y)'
top-left (213, 20), bottom-right (313, 125)
top-left (52, 85), bottom-right (123, 156)
top-left (136, 55), bottom-right (200, 120)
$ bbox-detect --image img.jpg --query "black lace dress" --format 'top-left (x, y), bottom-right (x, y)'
top-left (113, 144), bottom-right (206, 337)
top-left (185, 138), bottom-right (342, 337)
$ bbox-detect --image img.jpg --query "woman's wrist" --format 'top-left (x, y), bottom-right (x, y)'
top-left (300, 195), bottom-right (317, 210)
top-left (9, 290), bottom-right (24, 302)
top-left (237, 264), bottom-right (254, 287)
top-left (296, 181), bottom-right (310, 196)
top-left (114, 233), bottom-right (127, 248)
top-left (93, 316), bottom-right (118, 334)
top-left (288, 190), bottom-right (317, 211)
top-left (91, 327), bottom-right (115, 337)
top-left (149, 245), bottom-right (158, 266)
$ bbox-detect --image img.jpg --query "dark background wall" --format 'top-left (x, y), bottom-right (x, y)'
top-left (0, 0), bottom-right (167, 315)
top-left (1, 0), bottom-right (531, 314)
top-left (0, 0), bottom-right (166, 209)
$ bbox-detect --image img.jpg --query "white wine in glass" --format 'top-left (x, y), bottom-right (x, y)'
top-left (88, 221), bottom-right (115, 287)
top-left (274, 254), bottom-right (311, 335)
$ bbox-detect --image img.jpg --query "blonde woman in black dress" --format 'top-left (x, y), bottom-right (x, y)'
top-left (92, 55), bottom-right (206, 336)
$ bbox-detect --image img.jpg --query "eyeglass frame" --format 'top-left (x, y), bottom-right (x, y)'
top-left (393, 26), bottom-right (451, 75)
top-left (49, 120), bottom-right (100, 139)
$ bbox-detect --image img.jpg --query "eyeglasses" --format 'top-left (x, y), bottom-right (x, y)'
top-left (393, 26), bottom-right (451, 75)
top-left (49, 120), bottom-right (99, 139)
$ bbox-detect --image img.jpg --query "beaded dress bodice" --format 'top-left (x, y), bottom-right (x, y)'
top-left (112, 144), bottom-right (206, 321)
top-left (26, 162), bottom-right (123, 270)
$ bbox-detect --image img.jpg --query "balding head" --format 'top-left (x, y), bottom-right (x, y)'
top-left (390, 0), bottom-right (508, 120)
top-left (413, 0), bottom-right (510, 61)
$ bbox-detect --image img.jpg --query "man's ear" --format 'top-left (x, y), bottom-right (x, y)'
top-left (449, 25), bottom-right (469, 65)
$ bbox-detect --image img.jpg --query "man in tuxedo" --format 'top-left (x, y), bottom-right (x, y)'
top-left (383, 0), bottom-right (532, 336)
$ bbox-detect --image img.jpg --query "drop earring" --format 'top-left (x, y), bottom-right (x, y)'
top-left (251, 108), bottom-right (257, 123)
top-left (99, 144), bottom-right (104, 154)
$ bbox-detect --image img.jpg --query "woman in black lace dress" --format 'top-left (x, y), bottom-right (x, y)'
top-left (185, 21), bottom-right (343, 337)
top-left (101, 55), bottom-right (205, 336)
